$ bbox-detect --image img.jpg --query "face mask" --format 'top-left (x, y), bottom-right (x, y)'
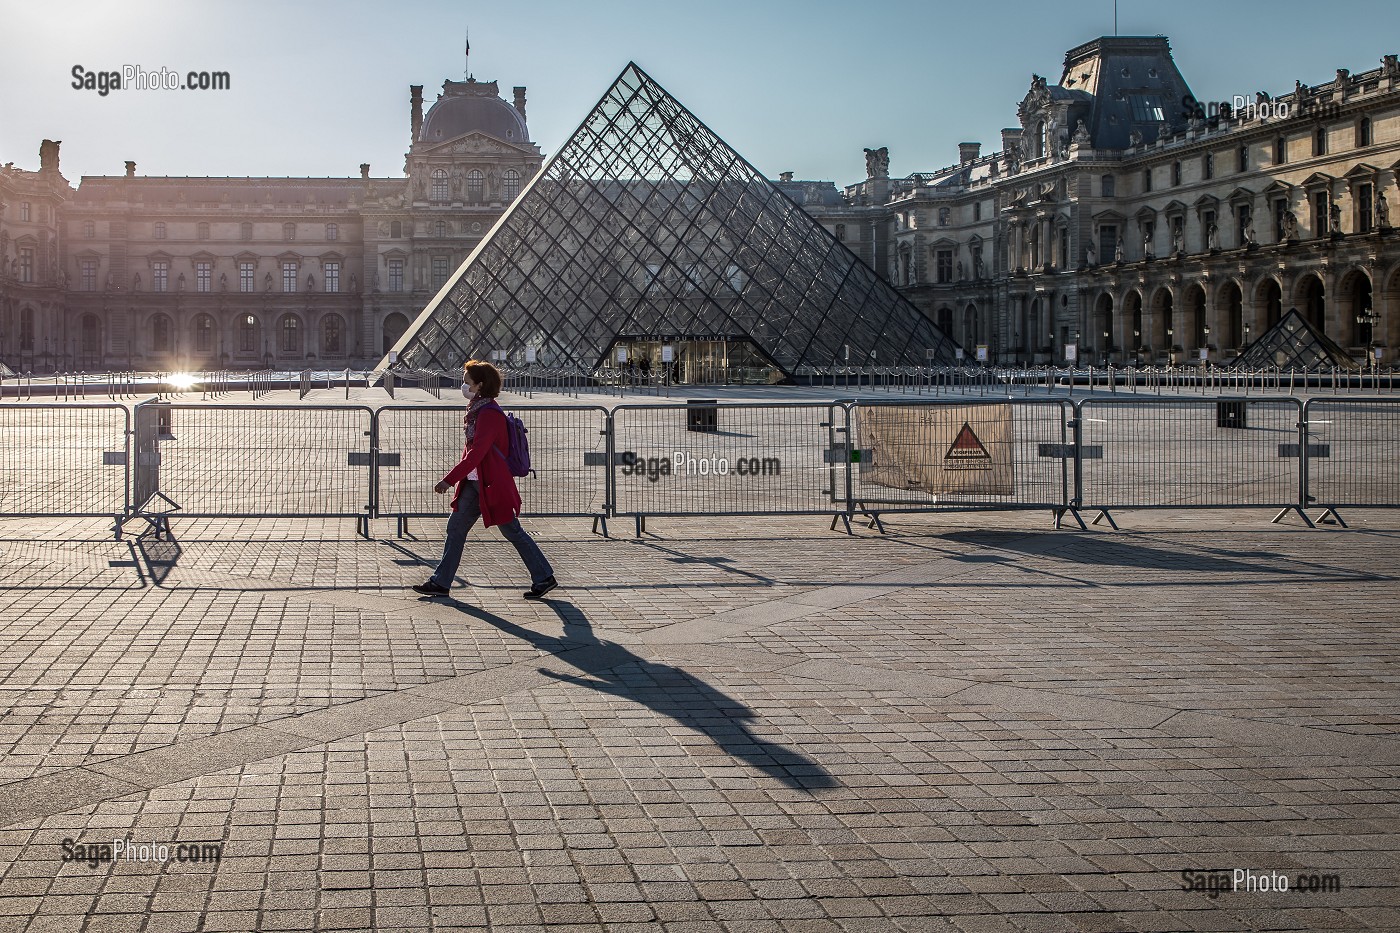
top-left (461, 382), bottom-right (472, 398)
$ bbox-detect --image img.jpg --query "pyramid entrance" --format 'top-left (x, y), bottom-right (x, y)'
top-left (383, 63), bottom-right (958, 381)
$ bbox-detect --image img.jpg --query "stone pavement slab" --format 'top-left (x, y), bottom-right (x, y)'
top-left (0, 509), bottom-right (1397, 931)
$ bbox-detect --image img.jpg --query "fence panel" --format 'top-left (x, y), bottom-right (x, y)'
top-left (610, 403), bottom-right (844, 517)
top-left (375, 405), bottom-right (610, 519)
top-left (1303, 398), bottom-right (1400, 509)
top-left (1078, 397), bottom-right (1303, 510)
top-left (847, 399), bottom-right (1073, 512)
top-left (142, 403), bottom-right (373, 517)
top-left (0, 403), bottom-right (129, 518)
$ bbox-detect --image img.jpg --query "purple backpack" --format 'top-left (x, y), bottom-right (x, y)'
top-left (494, 405), bottom-right (532, 478)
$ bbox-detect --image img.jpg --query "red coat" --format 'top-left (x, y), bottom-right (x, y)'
top-left (441, 404), bottom-right (522, 527)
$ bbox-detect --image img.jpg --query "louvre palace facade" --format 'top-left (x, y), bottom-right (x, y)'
top-left (0, 76), bottom-right (542, 372)
top-left (0, 35), bottom-right (1397, 374)
top-left (792, 36), bottom-right (1400, 366)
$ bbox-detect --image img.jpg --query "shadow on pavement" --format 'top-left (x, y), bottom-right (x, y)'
top-left (440, 597), bottom-right (838, 793)
top-left (944, 529), bottom-right (1390, 580)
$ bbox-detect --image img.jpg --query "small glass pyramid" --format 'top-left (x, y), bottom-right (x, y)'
top-left (384, 63), bottom-right (959, 380)
top-left (1231, 308), bottom-right (1359, 371)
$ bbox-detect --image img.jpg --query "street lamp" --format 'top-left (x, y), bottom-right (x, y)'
top-left (1357, 306), bottom-right (1379, 371)
top-left (1166, 327), bottom-right (1175, 365)
top-left (1103, 329), bottom-right (1111, 366)
top-left (1202, 324), bottom-right (1211, 365)
top-left (1242, 322), bottom-right (1251, 353)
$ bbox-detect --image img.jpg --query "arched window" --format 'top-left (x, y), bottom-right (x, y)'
top-left (1238, 144), bottom-right (1249, 172)
top-left (326, 223), bottom-right (338, 241)
top-left (238, 314), bottom-right (259, 353)
top-left (1357, 117), bottom-right (1372, 148)
top-left (151, 314), bottom-right (172, 353)
top-left (1314, 126), bottom-right (1328, 156)
top-left (19, 308), bottom-right (34, 351)
top-left (280, 314), bottom-right (301, 353)
top-left (321, 314), bottom-right (344, 355)
top-left (835, 223), bottom-right (846, 242)
top-left (436, 220), bottom-right (447, 238)
top-left (1034, 122), bottom-right (1046, 159)
top-left (154, 222), bottom-right (166, 239)
top-left (241, 222), bottom-right (253, 241)
top-left (194, 315), bottom-right (214, 353)
top-left (1101, 174), bottom-right (1115, 197)
top-left (1274, 135), bottom-right (1287, 164)
top-left (503, 170), bottom-right (520, 200)
top-left (431, 169), bottom-right (448, 201)
top-left (390, 221), bottom-right (402, 238)
top-left (81, 314), bottom-right (101, 355)
top-left (283, 222), bottom-right (296, 241)
top-left (197, 222), bottom-right (210, 240)
top-left (1203, 153), bottom-right (1214, 180)
top-left (467, 170), bottom-right (484, 202)
top-left (1172, 161), bottom-right (1182, 186)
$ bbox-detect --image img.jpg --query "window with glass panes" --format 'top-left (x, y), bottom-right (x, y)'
top-left (20, 202), bottom-right (30, 222)
top-left (324, 262), bottom-right (339, 292)
top-left (388, 259), bottom-right (404, 292)
top-left (282, 262), bottom-right (298, 292)
top-left (503, 170), bottom-right (520, 200)
top-left (432, 256), bottom-right (449, 288)
top-left (152, 261), bottom-right (169, 292)
top-left (239, 315), bottom-right (257, 352)
top-left (432, 169), bottom-right (448, 201)
top-left (936, 250), bottom-right (953, 283)
top-left (81, 259), bottom-right (97, 291)
top-left (196, 261), bottom-right (211, 292)
top-left (19, 248), bottom-right (33, 283)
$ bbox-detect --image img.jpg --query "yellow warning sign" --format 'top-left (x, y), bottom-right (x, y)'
top-left (857, 403), bottom-right (1014, 497)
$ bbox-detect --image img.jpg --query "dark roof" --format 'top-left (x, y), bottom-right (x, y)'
top-left (420, 79), bottom-right (528, 145)
top-left (1057, 36), bottom-right (1194, 149)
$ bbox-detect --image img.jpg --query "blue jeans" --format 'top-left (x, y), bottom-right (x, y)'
top-left (429, 481), bottom-right (553, 589)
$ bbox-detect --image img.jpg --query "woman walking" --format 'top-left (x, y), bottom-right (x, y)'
top-left (413, 360), bottom-right (558, 600)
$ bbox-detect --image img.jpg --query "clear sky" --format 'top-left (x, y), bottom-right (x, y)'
top-left (2, 0), bottom-right (1396, 187)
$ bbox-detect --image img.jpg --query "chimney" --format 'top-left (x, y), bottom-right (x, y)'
top-left (1001, 128), bottom-right (1024, 155)
top-left (958, 142), bottom-right (981, 164)
top-left (779, 171), bottom-right (794, 183)
top-left (360, 163), bottom-right (370, 179)
top-left (124, 160), bottom-right (136, 178)
top-left (410, 85), bottom-right (424, 141)
top-left (513, 86), bottom-right (527, 122)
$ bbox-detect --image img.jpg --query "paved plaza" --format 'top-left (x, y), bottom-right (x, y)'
top-left (0, 502), bottom-right (1397, 933)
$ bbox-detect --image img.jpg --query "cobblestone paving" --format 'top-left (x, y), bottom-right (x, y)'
top-left (0, 509), bottom-right (1397, 931)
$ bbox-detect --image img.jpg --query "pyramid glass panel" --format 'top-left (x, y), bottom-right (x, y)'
top-left (384, 63), bottom-right (959, 380)
top-left (1230, 309), bottom-right (1359, 371)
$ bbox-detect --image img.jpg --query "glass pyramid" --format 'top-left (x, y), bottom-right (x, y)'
top-left (384, 63), bottom-right (959, 378)
top-left (1231, 308), bottom-right (1359, 371)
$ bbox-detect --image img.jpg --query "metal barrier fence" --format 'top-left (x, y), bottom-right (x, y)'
top-left (846, 399), bottom-right (1075, 527)
top-left (4, 396), bottom-right (1400, 537)
top-left (610, 403), bottom-right (846, 533)
top-left (374, 405), bottom-right (611, 534)
top-left (1302, 398), bottom-right (1400, 525)
top-left (1077, 397), bottom-right (1307, 527)
top-left (0, 403), bottom-right (129, 525)
top-left (126, 402), bottom-right (375, 534)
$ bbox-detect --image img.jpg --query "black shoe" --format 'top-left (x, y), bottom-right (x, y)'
top-left (523, 577), bottom-right (558, 600)
top-left (412, 580), bottom-right (450, 597)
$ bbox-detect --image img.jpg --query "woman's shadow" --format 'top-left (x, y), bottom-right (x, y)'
top-left (442, 598), bottom-right (837, 792)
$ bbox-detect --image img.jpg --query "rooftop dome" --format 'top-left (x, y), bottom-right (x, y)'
top-left (419, 78), bottom-right (528, 145)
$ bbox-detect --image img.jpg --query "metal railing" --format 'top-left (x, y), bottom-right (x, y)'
top-left (374, 404), bottom-right (611, 535)
top-left (610, 402), bottom-right (846, 534)
top-left (2, 396), bottom-right (1397, 538)
top-left (0, 403), bottom-right (130, 528)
